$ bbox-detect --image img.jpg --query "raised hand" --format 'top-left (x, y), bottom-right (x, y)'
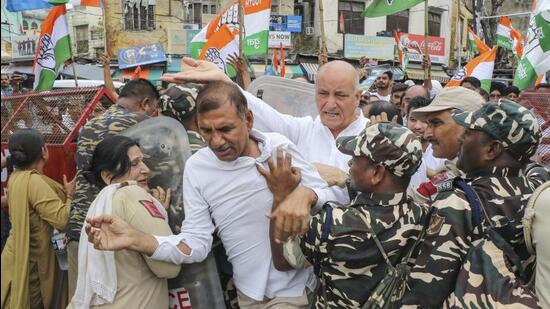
top-left (161, 57), bottom-right (232, 84)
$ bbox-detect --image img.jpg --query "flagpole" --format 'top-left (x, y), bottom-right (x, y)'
top-left (238, 0), bottom-right (244, 58)
top-left (71, 57), bottom-right (79, 87)
top-left (318, 0), bottom-right (328, 66)
top-left (102, 0), bottom-right (110, 57)
top-left (423, 0), bottom-right (431, 80)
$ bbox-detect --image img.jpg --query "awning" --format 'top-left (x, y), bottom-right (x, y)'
top-left (300, 63), bottom-right (318, 82)
top-left (112, 68), bottom-right (164, 86)
top-left (4, 64), bottom-right (34, 75)
top-left (251, 64), bottom-right (304, 79)
top-left (59, 63), bottom-right (106, 80)
top-left (406, 68), bottom-right (450, 83)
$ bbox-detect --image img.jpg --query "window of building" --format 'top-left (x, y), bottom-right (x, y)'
top-left (271, 5), bottom-right (279, 14)
top-left (75, 25), bottom-right (89, 54)
top-left (428, 12), bottom-right (441, 36)
top-left (211, 5), bottom-right (217, 14)
top-left (31, 22), bottom-right (38, 30)
top-left (23, 20), bottom-right (29, 30)
top-left (123, 0), bottom-right (155, 31)
top-left (338, 1), bottom-right (365, 35)
top-left (386, 10), bottom-right (409, 33)
top-left (203, 5), bottom-right (208, 14)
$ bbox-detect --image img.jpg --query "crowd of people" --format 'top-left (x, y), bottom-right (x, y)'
top-left (0, 56), bottom-right (549, 309)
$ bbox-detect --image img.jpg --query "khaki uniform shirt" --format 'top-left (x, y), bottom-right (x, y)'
top-left (91, 183), bottom-right (180, 308)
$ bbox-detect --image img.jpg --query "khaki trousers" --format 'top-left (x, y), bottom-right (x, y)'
top-left (236, 288), bottom-right (310, 309)
top-left (67, 240), bottom-right (79, 301)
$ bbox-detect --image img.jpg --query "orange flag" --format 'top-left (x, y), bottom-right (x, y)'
top-left (279, 43), bottom-right (286, 78)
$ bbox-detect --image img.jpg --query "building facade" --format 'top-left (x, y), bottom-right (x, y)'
top-left (67, 5), bottom-right (104, 58)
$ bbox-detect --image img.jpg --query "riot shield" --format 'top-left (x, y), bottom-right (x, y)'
top-left (120, 116), bottom-right (225, 309)
top-left (246, 75), bottom-right (318, 118)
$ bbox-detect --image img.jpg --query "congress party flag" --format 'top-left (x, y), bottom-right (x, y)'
top-left (190, 0), bottom-right (271, 58)
top-left (49, 0), bottom-right (103, 6)
top-left (33, 5), bottom-right (72, 91)
top-left (467, 27), bottom-right (490, 54)
top-left (513, 8), bottom-right (550, 90)
top-left (363, 0), bottom-right (424, 17)
top-left (510, 28), bottom-right (523, 60)
top-left (198, 24), bottom-right (240, 74)
top-left (496, 16), bottom-right (514, 50)
top-left (447, 47), bottom-right (497, 92)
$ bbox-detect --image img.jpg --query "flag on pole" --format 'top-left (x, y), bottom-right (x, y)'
top-left (33, 5), bottom-right (72, 91)
top-left (131, 65), bottom-right (142, 79)
top-left (363, 0), bottom-right (424, 17)
top-left (279, 43), bottom-right (286, 77)
top-left (6, 0), bottom-right (52, 12)
top-left (190, 0), bottom-right (271, 59)
top-left (49, 0), bottom-right (103, 6)
top-left (510, 28), bottom-right (523, 60)
top-left (394, 32), bottom-right (409, 73)
top-left (272, 48), bottom-right (279, 76)
top-left (339, 12), bottom-right (345, 33)
top-left (496, 16), bottom-right (514, 50)
top-left (513, 7), bottom-right (550, 90)
top-left (467, 27), bottom-right (490, 54)
top-left (198, 24), bottom-right (240, 74)
top-left (446, 47), bottom-right (497, 92)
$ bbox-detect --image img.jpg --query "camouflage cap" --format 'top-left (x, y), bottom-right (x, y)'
top-left (337, 122), bottom-right (423, 177)
top-left (452, 99), bottom-right (542, 162)
top-left (160, 83), bottom-right (202, 123)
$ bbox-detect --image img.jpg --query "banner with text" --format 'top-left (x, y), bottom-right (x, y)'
top-left (344, 34), bottom-right (395, 60)
top-left (269, 31), bottom-right (292, 48)
top-left (398, 33), bottom-right (446, 64)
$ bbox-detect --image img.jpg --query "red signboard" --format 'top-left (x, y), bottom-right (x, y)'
top-left (398, 32), bottom-right (446, 64)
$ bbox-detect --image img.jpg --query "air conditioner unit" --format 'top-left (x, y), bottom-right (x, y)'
top-left (182, 24), bottom-right (199, 30)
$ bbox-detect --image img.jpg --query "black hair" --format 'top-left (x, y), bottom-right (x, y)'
top-left (490, 81), bottom-right (506, 94)
top-left (504, 85), bottom-right (520, 97)
top-left (381, 71), bottom-right (393, 80)
top-left (119, 78), bottom-right (160, 102)
top-left (535, 83), bottom-right (549, 89)
top-left (367, 101), bottom-right (403, 125)
top-left (460, 76), bottom-right (481, 89)
top-left (87, 135), bottom-right (139, 189)
top-left (479, 88), bottom-right (489, 101)
top-left (391, 82), bottom-right (408, 94)
top-left (407, 96), bottom-right (431, 116)
top-left (196, 81), bottom-right (248, 118)
top-left (7, 128), bottom-right (45, 171)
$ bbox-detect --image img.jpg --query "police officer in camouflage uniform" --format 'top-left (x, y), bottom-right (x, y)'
top-left (402, 100), bottom-right (546, 307)
top-left (270, 122), bottom-right (426, 309)
top-left (66, 79), bottom-right (160, 298)
top-left (160, 83), bottom-right (206, 153)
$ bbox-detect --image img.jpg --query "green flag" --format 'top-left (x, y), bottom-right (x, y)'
top-left (363, 0), bottom-right (424, 17)
top-left (513, 10), bottom-right (550, 90)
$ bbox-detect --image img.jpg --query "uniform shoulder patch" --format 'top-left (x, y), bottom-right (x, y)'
top-left (427, 212), bottom-right (445, 235)
top-left (139, 200), bottom-right (165, 219)
top-left (417, 172), bottom-right (455, 198)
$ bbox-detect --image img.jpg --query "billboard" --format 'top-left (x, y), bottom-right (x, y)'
top-left (398, 33), bottom-right (446, 64)
top-left (11, 35), bottom-right (40, 61)
top-left (269, 31), bottom-right (292, 48)
top-left (269, 15), bottom-right (302, 32)
top-left (344, 35), bottom-right (395, 60)
top-left (117, 43), bottom-right (167, 69)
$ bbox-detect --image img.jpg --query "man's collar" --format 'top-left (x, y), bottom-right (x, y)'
top-left (466, 166), bottom-right (523, 179)
top-left (351, 191), bottom-right (408, 206)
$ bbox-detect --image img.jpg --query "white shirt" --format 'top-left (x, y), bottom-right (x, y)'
top-left (370, 92), bottom-right (391, 102)
top-left (243, 90), bottom-right (369, 204)
top-left (152, 130), bottom-right (327, 300)
top-left (423, 144), bottom-right (446, 173)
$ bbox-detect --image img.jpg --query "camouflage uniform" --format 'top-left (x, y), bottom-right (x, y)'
top-left (160, 83), bottom-right (206, 154)
top-left (67, 104), bottom-right (147, 241)
top-left (402, 100), bottom-right (545, 307)
top-left (284, 122), bottom-right (426, 309)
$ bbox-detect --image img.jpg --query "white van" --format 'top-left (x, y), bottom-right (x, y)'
top-left (52, 80), bottom-right (125, 89)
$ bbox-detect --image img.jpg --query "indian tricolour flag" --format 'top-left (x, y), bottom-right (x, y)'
top-left (33, 5), bottom-right (72, 91)
top-left (199, 24), bottom-right (240, 74)
top-left (48, 0), bottom-right (102, 6)
top-left (467, 27), bottom-right (490, 54)
top-left (190, 0), bottom-right (271, 59)
top-left (513, 5), bottom-right (550, 90)
top-left (510, 28), bottom-right (523, 60)
top-left (496, 16), bottom-right (513, 50)
top-left (446, 47), bottom-right (497, 92)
